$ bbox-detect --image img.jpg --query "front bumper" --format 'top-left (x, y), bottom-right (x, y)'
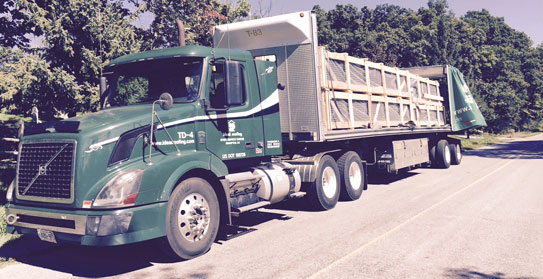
top-left (4, 202), bottom-right (168, 246)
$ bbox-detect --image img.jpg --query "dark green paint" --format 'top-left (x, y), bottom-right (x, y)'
top-left (448, 66), bottom-right (487, 131)
top-left (6, 202), bottom-right (168, 246)
top-left (7, 45), bottom-right (282, 244)
top-left (255, 60), bottom-right (282, 156)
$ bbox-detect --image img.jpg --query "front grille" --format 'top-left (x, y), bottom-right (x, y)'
top-left (16, 140), bottom-right (76, 203)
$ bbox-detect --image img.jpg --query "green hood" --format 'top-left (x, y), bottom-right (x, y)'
top-left (71, 105), bottom-right (152, 134)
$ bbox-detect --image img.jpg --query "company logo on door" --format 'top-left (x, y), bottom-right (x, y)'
top-left (220, 120), bottom-right (244, 145)
top-left (228, 120), bottom-right (236, 132)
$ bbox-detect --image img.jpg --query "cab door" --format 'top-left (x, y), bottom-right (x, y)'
top-left (204, 59), bottom-right (265, 161)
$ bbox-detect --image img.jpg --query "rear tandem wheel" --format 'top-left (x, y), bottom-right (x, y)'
top-left (306, 155), bottom-right (341, 210)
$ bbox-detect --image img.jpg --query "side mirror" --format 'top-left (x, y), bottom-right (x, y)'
top-left (225, 61), bottom-right (244, 106)
top-left (159, 92), bottom-right (173, 110)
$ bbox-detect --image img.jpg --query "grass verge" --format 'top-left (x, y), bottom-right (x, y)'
top-left (453, 131), bottom-right (540, 150)
top-left (0, 205), bottom-right (21, 268)
top-left (0, 206), bottom-right (20, 248)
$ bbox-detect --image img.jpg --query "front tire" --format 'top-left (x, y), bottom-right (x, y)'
top-left (306, 155), bottom-right (340, 210)
top-left (337, 151), bottom-right (364, 201)
top-left (162, 178), bottom-right (220, 260)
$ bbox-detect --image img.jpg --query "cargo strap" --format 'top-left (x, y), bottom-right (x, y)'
top-left (276, 162), bottom-right (296, 196)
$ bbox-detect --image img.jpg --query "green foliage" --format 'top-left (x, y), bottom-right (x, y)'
top-left (15, 0), bottom-right (143, 116)
top-left (0, 0), bottom-right (31, 47)
top-left (1, 206), bottom-right (21, 249)
top-left (0, 47), bottom-right (83, 118)
top-left (139, 0), bottom-right (250, 48)
top-left (114, 76), bottom-right (149, 105)
top-left (0, 0), bottom-right (250, 120)
top-left (0, 0), bottom-right (540, 133)
top-left (315, 1), bottom-right (543, 133)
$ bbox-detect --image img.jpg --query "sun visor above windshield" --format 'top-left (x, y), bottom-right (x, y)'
top-left (213, 11), bottom-right (314, 50)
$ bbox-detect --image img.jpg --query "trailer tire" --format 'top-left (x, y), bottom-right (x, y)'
top-left (450, 142), bottom-right (462, 165)
top-left (436, 139), bottom-right (451, 169)
top-left (307, 155), bottom-right (340, 210)
top-left (429, 144), bottom-right (437, 167)
top-left (338, 151), bottom-right (364, 201)
top-left (161, 177), bottom-right (220, 260)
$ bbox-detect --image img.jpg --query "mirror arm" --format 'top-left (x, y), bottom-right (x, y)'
top-left (147, 98), bottom-right (181, 166)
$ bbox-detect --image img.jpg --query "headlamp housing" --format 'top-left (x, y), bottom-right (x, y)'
top-left (92, 170), bottom-right (144, 208)
top-left (6, 179), bottom-right (15, 202)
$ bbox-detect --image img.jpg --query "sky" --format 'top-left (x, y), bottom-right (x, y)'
top-left (243, 0), bottom-right (543, 46)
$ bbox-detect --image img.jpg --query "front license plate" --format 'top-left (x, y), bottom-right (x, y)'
top-left (37, 229), bottom-right (57, 243)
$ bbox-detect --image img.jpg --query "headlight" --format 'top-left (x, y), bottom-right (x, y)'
top-left (92, 170), bottom-right (144, 208)
top-left (6, 180), bottom-right (15, 202)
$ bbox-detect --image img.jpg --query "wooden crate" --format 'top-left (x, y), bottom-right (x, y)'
top-left (318, 47), bottom-right (445, 131)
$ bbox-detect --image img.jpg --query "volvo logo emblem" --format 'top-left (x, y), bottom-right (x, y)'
top-left (38, 165), bottom-right (47, 175)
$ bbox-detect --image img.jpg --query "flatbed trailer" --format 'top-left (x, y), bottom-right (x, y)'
top-left (5, 11), bottom-right (485, 260)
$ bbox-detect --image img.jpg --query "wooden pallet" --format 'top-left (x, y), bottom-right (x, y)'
top-left (318, 47), bottom-right (445, 131)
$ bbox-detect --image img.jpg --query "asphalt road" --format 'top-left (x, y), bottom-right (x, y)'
top-left (1, 134), bottom-right (542, 279)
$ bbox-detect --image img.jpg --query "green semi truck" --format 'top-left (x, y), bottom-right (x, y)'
top-left (4, 11), bottom-right (485, 260)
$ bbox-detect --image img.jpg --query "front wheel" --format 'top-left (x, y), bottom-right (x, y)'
top-left (306, 155), bottom-right (340, 210)
top-left (161, 178), bottom-right (220, 260)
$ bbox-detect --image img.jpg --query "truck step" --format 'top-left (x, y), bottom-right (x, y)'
top-left (289, 192), bottom-right (306, 199)
top-left (232, 201), bottom-right (271, 215)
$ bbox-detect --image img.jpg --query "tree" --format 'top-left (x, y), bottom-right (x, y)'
top-left (313, 1), bottom-right (542, 133)
top-left (14, 0), bottom-right (143, 117)
top-left (0, 0), bottom-right (31, 47)
top-left (139, 0), bottom-right (250, 48)
top-left (0, 47), bottom-right (82, 119)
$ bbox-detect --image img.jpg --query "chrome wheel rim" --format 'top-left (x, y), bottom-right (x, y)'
top-left (322, 166), bottom-right (337, 199)
top-left (445, 144), bottom-right (451, 164)
top-left (349, 161), bottom-right (362, 190)
top-left (177, 193), bottom-right (210, 242)
top-left (456, 144), bottom-right (462, 160)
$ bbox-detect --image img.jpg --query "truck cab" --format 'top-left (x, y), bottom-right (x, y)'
top-left (5, 45), bottom-right (293, 259)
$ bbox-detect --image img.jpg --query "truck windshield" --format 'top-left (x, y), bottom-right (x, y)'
top-left (104, 57), bottom-right (203, 106)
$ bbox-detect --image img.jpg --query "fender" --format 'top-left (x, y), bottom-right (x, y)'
top-left (284, 149), bottom-right (341, 183)
top-left (158, 152), bottom-right (228, 201)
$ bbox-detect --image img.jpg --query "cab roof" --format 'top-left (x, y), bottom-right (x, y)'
top-left (106, 45), bottom-right (252, 68)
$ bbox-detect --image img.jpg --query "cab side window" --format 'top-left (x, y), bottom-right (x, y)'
top-left (209, 61), bottom-right (246, 108)
top-left (210, 63), bottom-right (225, 108)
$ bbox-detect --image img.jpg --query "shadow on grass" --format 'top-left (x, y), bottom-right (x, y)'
top-left (444, 267), bottom-right (538, 279)
top-left (464, 140), bottom-right (543, 160)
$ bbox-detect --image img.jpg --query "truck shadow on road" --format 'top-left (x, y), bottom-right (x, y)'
top-left (464, 140), bottom-right (543, 160)
top-left (0, 211), bottom-right (295, 277)
top-left (0, 235), bottom-right (178, 277)
top-left (367, 169), bottom-right (420, 185)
